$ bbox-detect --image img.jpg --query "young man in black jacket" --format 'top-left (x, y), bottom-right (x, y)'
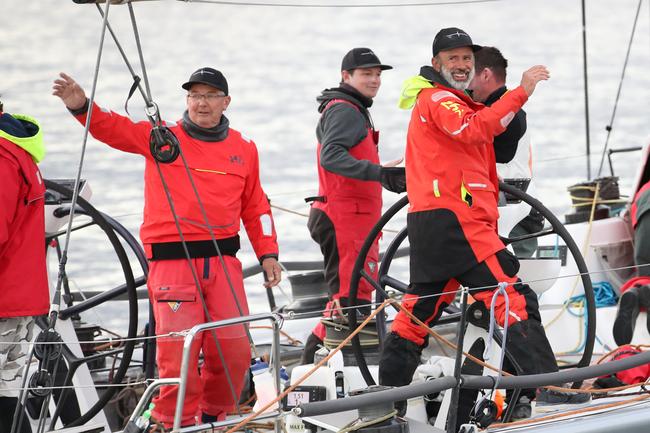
top-left (302, 48), bottom-right (404, 363)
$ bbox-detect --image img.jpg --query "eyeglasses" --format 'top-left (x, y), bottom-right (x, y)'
top-left (187, 93), bottom-right (226, 102)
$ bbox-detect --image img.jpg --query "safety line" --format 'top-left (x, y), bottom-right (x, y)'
top-left (182, 0), bottom-right (504, 7)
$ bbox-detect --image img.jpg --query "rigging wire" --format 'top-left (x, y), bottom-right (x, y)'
top-left (12, 3), bottom-right (115, 433)
top-left (596, 0), bottom-right (644, 177)
top-left (180, 0), bottom-right (505, 7)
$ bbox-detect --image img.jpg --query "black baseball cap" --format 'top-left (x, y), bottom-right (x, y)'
top-left (432, 27), bottom-right (481, 57)
top-left (341, 48), bottom-right (392, 71)
top-left (182, 67), bottom-right (228, 95)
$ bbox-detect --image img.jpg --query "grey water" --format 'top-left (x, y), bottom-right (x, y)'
top-left (2, 0), bottom-right (649, 332)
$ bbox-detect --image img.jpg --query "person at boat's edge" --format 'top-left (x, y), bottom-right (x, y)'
top-left (468, 46), bottom-right (544, 259)
top-left (0, 99), bottom-right (49, 433)
top-left (301, 48), bottom-right (405, 364)
top-left (378, 27), bottom-right (590, 421)
top-left (612, 181), bottom-right (650, 346)
top-left (53, 69), bottom-right (282, 429)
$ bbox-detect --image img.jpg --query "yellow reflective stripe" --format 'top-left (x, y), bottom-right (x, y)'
top-left (461, 182), bottom-right (472, 207)
top-left (193, 168), bottom-right (227, 175)
top-left (433, 179), bottom-right (441, 197)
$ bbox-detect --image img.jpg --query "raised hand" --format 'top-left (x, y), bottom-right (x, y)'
top-left (520, 65), bottom-right (550, 97)
top-left (52, 72), bottom-right (87, 110)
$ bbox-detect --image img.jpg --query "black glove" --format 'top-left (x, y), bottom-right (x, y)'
top-left (380, 167), bottom-right (406, 194)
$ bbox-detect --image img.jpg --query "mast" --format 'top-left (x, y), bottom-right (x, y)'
top-left (581, 0), bottom-right (592, 180)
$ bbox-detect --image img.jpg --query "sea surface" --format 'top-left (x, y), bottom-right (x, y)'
top-left (2, 0), bottom-right (649, 333)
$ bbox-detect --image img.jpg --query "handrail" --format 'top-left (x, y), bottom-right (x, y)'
top-left (295, 348), bottom-right (650, 417)
top-left (174, 312), bottom-right (283, 431)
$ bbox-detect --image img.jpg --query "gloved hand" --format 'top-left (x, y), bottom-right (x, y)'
top-left (380, 167), bottom-right (406, 193)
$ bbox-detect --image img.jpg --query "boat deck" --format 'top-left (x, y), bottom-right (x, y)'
top-left (305, 410), bottom-right (445, 433)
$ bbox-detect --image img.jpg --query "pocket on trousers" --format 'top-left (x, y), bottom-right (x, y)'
top-left (151, 284), bottom-right (199, 333)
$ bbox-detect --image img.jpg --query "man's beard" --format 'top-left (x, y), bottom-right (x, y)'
top-left (440, 64), bottom-right (475, 91)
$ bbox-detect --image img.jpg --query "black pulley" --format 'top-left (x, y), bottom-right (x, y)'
top-left (469, 397), bottom-right (498, 428)
top-left (33, 329), bottom-right (63, 362)
top-left (28, 370), bottom-right (53, 397)
top-left (149, 126), bottom-right (180, 163)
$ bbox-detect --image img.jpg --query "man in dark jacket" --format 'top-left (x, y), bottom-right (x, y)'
top-left (302, 48), bottom-right (405, 363)
top-left (0, 100), bottom-right (49, 433)
top-left (468, 46), bottom-right (544, 258)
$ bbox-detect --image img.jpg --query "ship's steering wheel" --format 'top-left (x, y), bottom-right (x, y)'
top-left (348, 182), bottom-right (596, 387)
top-left (41, 179), bottom-right (142, 428)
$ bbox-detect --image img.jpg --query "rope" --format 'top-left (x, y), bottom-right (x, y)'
top-left (483, 282), bottom-right (510, 392)
top-left (270, 203), bottom-right (401, 233)
top-left (271, 203), bottom-right (309, 218)
top-left (554, 281), bottom-right (617, 356)
top-left (248, 325), bottom-right (303, 346)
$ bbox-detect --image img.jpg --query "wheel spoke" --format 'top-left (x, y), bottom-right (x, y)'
top-left (43, 180), bottom-right (142, 427)
top-left (500, 227), bottom-right (555, 245)
top-left (380, 274), bottom-right (408, 293)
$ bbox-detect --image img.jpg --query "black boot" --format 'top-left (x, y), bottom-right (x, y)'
top-left (613, 286), bottom-right (641, 346)
top-left (300, 333), bottom-right (323, 364)
top-left (505, 320), bottom-right (590, 410)
top-left (633, 284), bottom-right (650, 335)
top-left (505, 320), bottom-right (558, 375)
top-left (502, 320), bottom-right (558, 404)
top-left (379, 332), bottom-right (423, 416)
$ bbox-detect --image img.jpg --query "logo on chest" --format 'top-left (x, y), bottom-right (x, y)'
top-left (229, 155), bottom-right (244, 165)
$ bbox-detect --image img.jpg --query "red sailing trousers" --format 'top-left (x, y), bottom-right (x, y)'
top-left (392, 250), bottom-right (538, 346)
top-left (148, 256), bottom-right (250, 427)
top-left (308, 205), bottom-right (380, 340)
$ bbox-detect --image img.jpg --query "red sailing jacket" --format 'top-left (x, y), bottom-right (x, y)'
top-left (631, 182), bottom-right (650, 228)
top-left (0, 138), bottom-right (49, 318)
top-left (312, 100), bottom-right (382, 218)
top-left (406, 84), bottom-right (529, 265)
top-left (74, 103), bottom-right (278, 260)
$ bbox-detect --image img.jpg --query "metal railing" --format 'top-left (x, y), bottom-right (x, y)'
top-left (127, 312), bottom-right (284, 433)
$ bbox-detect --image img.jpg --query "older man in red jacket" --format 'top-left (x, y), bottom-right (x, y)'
top-left (0, 101), bottom-right (49, 432)
top-left (54, 69), bottom-right (282, 428)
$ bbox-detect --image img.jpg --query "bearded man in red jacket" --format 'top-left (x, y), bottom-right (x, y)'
top-left (378, 28), bottom-right (589, 416)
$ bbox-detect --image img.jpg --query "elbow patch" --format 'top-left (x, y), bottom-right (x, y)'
top-left (260, 214), bottom-right (273, 236)
top-left (500, 111), bottom-right (515, 128)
